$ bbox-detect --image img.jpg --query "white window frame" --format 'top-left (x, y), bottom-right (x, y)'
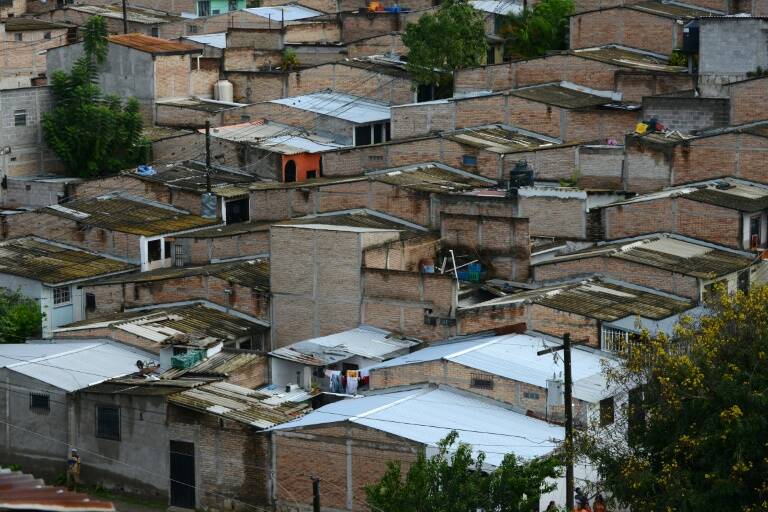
top-left (14, 109), bottom-right (27, 127)
top-left (53, 286), bottom-right (71, 306)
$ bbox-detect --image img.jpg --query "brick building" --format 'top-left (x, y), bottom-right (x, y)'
top-left (0, 18), bottom-right (71, 89)
top-left (391, 82), bottom-right (640, 143)
top-left (569, 1), bottom-right (721, 56)
top-left (621, 123), bottom-right (768, 192)
top-left (454, 45), bottom-right (693, 103)
top-left (597, 177), bottom-right (768, 250)
top-left (533, 233), bottom-right (760, 300)
top-left (43, 5), bottom-right (185, 37)
top-left (46, 33), bottom-right (206, 124)
top-left (641, 90), bottom-right (730, 133)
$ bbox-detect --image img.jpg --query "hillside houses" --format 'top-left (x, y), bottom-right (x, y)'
top-left (1, 0), bottom-right (767, 510)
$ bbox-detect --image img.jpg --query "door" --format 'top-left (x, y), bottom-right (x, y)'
top-left (284, 160), bottom-right (297, 182)
top-left (170, 441), bottom-right (195, 509)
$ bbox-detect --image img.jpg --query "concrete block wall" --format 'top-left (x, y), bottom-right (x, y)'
top-left (225, 72), bottom-right (286, 103)
top-left (1, 178), bottom-right (78, 209)
top-left (642, 95), bottom-right (730, 133)
top-left (180, 230), bottom-right (270, 264)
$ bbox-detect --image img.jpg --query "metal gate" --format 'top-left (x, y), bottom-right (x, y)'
top-left (169, 440), bottom-right (195, 509)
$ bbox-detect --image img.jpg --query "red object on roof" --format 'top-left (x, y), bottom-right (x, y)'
top-left (0, 470), bottom-right (115, 512)
top-left (108, 33), bottom-right (202, 55)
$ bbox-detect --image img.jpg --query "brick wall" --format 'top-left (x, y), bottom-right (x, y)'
top-left (346, 33), bottom-right (406, 59)
top-left (528, 303), bottom-right (599, 347)
top-left (224, 47), bottom-right (283, 72)
top-left (181, 230), bottom-right (270, 264)
top-left (642, 95), bottom-right (729, 133)
top-left (55, 325), bottom-right (160, 354)
top-left (225, 71), bottom-right (286, 103)
top-left (155, 103), bottom-right (231, 128)
top-left (570, 8), bottom-right (681, 55)
top-left (340, 11), bottom-right (400, 42)
top-left (363, 234), bottom-right (440, 271)
top-left (614, 72), bottom-right (694, 103)
top-left (190, 59), bottom-right (220, 98)
top-left (286, 63), bottom-right (415, 105)
top-left (273, 423), bottom-right (420, 512)
top-left (727, 77), bottom-right (768, 126)
top-left (155, 55), bottom-right (194, 100)
top-left (285, 22), bottom-right (340, 43)
top-left (666, 133), bottom-right (768, 186)
top-left (532, 254), bottom-right (701, 299)
top-left (457, 304), bottom-right (527, 335)
top-left (0, 27), bottom-right (69, 83)
top-left (577, 145), bottom-right (624, 190)
top-left (168, 406), bottom-right (270, 511)
top-left (390, 101), bottom-right (456, 139)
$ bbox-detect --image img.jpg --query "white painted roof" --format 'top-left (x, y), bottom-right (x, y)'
top-left (366, 334), bottom-right (614, 403)
top-left (270, 91), bottom-right (391, 123)
top-left (210, 121), bottom-right (344, 154)
top-left (243, 5), bottom-right (324, 21)
top-left (272, 387), bottom-right (564, 465)
top-left (184, 32), bottom-right (226, 49)
top-left (470, 0), bottom-right (523, 15)
top-left (0, 342), bottom-right (155, 392)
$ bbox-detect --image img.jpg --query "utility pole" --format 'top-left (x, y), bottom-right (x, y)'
top-left (537, 332), bottom-right (587, 511)
top-left (311, 477), bottom-right (321, 512)
top-left (122, 0), bottom-right (128, 34)
top-left (205, 120), bottom-right (212, 193)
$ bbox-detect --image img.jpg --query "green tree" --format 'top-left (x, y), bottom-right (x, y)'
top-left (0, 289), bottom-right (43, 343)
top-left (579, 286), bottom-right (768, 511)
top-left (366, 431), bottom-right (562, 512)
top-left (43, 16), bottom-right (147, 178)
top-left (402, 0), bottom-right (487, 87)
top-left (501, 0), bottom-right (574, 59)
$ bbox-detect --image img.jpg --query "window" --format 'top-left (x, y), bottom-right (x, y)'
top-left (189, 25), bottom-right (199, 34)
top-left (151, 27), bottom-right (159, 37)
top-left (600, 397), bottom-right (615, 426)
top-left (29, 393), bottom-right (50, 412)
top-left (14, 109), bottom-right (27, 126)
top-left (147, 239), bottom-right (162, 262)
top-left (96, 405), bottom-right (120, 440)
top-left (197, 0), bottom-right (211, 16)
top-left (44, 31), bottom-right (52, 40)
top-left (523, 391), bottom-right (540, 400)
top-left (228, 0), bottom-right (238, 9)
top-left (470, 373), bottom-right (494, 390)
top-left (486, 46), bottom-right (496, 65)
top-left (373, 123), bottom-right (383, 144)
top-left (462, 155), bottom-right (477, 167)
top-left (354, 125), bottom-right (372, 146)
top-left (306, 170), bottom-right (317, 179)
top-left (14, 33), bottom-right (22, 42)
top-left (225, 197), bottom-right (250, 224)
top-left (85, 293), bottom-right (96, 312)
top-left (53, 286), bottom-right (71, 305)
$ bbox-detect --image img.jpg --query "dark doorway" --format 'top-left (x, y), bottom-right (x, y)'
top-left (284, 160), bottom-right (297, 182)
top-left (225, 197), bottom-right (250, 224)
top-left (170, 440), bottom-right (195, 509)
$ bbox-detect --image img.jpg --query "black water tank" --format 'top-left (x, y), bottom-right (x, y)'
top-left (683, 20), bottom-right (700, 54)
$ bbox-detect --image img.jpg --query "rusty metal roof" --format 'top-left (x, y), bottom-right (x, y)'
top-left (442, 125), bottom-right (562, 154)
top-left (537, 233), bottom-right (757, 279)
top-left (0, 468), bottom-right (115, 511)
top-left (168, 381), bottom-right (308, 429)
top-left (366, 162), bottom-right (497, 193)
top-left (90, 259), bottom-right (269, 291)
top-left (0, 237), bottom-right (135, 286)
top-left (108, 33), bottom-right (202, 55)
top-left (510, 82), bottom-right (625, 109)
top-left (46, 193), bottom-right (218, 236)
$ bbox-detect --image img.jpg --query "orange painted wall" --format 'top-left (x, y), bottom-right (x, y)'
top-left (282, 153), bottom-right (322, 182)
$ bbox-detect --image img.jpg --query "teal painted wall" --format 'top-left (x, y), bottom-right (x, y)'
top-left (197, 0), bottom-right (247, 16)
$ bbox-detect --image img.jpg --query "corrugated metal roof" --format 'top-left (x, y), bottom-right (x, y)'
top-left (538, 233), bottom-right (757, 279)
top-left (629, 0), bottom-right (722, 18)
top-left (511, 82), bottom-right (625, 109)
top-left (70, 5), bottom-right (183, 23)
top-left (470, 0), bottom-right (522, 15)
top-left (0, 342), bottom-right (155, 392)
top-left (58, 303), bottom-right (267, 350)
top-left (108, 33), bottom-right (202, 54)
top-left (0, 468), bottom-right (115, 512)
top-left (367, 162), bottom-right (497, 193)
top-left (0, 237), bottom-right (135, 285)
top-left (270, 91), bottom-right (390, 123)
top-left (367, 334), bottom-right (613, 403)
top-left (209, 121), bottom-right (345, 154)
top-left (443, 125), bottom-right (561, 154)
top-left (272, 387), bottom-right (564, 465)
top-left (184, 32), bottom-right (227, 49)
top-left (270, 326), bottom-right (419, 366)
top-left (130, 161), bottom-right (257, 192)
top-left (168, 381), bottom-right (308, 429)
top-left (160, 351), bottom-right (264, 380)
top-left (46, 193), bottom-right (218, 236)
top-left (243, 5), bottom-right (324, 21)
top-left (89, 259), bottom-right (269, 291)
top-left (279, 209), bottom-right (432, 241)
top-left (573, 45), bottom-right (686, 72)
top-left (3, 17), bottom-right (68, 31)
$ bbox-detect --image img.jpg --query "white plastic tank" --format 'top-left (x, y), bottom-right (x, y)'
top-left (213, 80), bottom-right (234, 103)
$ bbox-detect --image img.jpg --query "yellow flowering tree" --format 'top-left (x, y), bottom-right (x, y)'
top-left (579, 285), bottom-right (768, 511)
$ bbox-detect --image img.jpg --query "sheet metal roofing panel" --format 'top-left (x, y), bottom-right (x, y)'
top-left (368, 163), bottom-right (496, 193)
top-left (367, 334), bottom-right (612, 403)
top-left (0, 237), bottom-right (135, 285)
top-left (470, 0), bottom-right (522, 15)
top-left (273, 388), bottom-right (564, 464)
top-left (0, 343), bottom-right (97, 369)
top-left (572, 46), bottom-right (686, 73)
top-left (270, 92), bottom-right (391, 123)
top-left (244, 5), bottom-right (324, 21)
top-left (0, 468), bottom-right (115, 512)
top-left (510, 83), bottom-right (617, 109)
top-left (270, 326), bottom-right (418, 366)
top-left (185, 32), bottom-right (227, 48)
top-left (5, 342), bottom-right (155, 392)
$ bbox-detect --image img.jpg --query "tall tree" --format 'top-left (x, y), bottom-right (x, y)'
top-left (0, 289), bottom-right (43, 343)
top-left (579, 286), bottom-right (768, 511)
top-left (402, 0), bottom-right (487, 87)
top-left (43, 16), bottom-right (147, 178)
top-left (366, 431), bottom-right (562, 512)
top-left (501, 0), bottom-right (574, 59)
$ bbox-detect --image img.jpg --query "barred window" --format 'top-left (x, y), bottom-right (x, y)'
top-left (523, 391), bottom-right (541, 400)
top-left (29, 393), bottom-right (50, 412)
top-left (96, 405), bottom-right (120, 440)
top-left (470, 373), bottom-right (494, 390)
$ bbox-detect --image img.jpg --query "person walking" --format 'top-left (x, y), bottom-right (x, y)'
top-left (66, 448), bottom-right (81, 491)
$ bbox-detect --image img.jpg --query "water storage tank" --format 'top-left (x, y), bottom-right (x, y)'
top-left (214, 80), bottom-right (234, 103)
